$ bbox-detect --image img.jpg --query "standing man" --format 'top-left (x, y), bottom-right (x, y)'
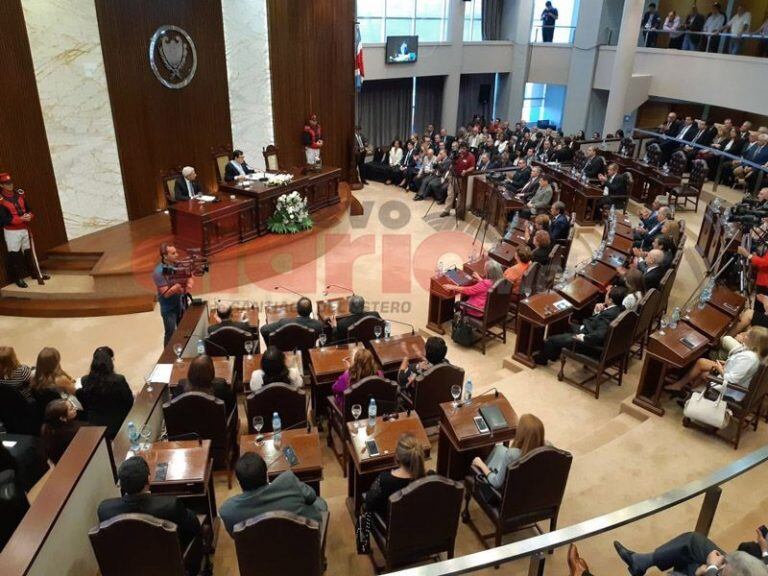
top-left (352, 125), bottom-right (369, 185)
top-left (224, 150), bottom-right (255, 183)
top-left (153, 242), bottom-right (193, 346)
top-left (303, 114), bottom-right (323, 166)
top-left (641, 3), bottom-right (662, 47)
top-left (681, 4), bottom-right (706, 51)
top-left (440, 143), bottom-right (475, 218)
top-left (541, 1), bottom-right (559, 42)
top-left (0, 173), bottom-right (48, 288)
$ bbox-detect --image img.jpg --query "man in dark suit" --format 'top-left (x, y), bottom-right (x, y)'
top-left (683, 120), bottom-right (716, 164)
top-left (353, 125), bottom-right (369, 185)
top-left (549, 201), bottom-right (570, 243)
top-left (641, 3), bottom-right (661, 46)
top-left (174, 166), bottom-right (201, 201)
top-left (395, 140), bottom-right (416, 188)
top-left (505, 159), bottom-right (531, 191)
top-left (208, 302), bottom-right (250, 334)
top-left (515, 166), bottom-right (542, 201)
top-left (638, 249), bottom-right (666, 290)
top-left (581, 146), bottom-right (606, 180)
top-left (329, 295), bottom-right (381, 343)
top-left (537, 286), bottom-right (626, 364)
top-left (220, 453), bottom-right (327, 535)
top-left (662, 116), bottom-right (696, 162)
top-left (596, 163), bottom-right (630, 212)
top-left (223, 149), bottom-right (255, 183)
top-left (634, 206), bottom-right (670, 250)
top-left (98, 456), bottom-right (201, 548)
top-left (260, 297), bottom-right (324, 345)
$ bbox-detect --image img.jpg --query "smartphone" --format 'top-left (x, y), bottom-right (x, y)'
top-left (283, 446), bottom-right (299, 467)
top-left (154, 462), bottom-right (168, 482)
top-left (680, 337), bottom-right (696, 350)
top-left (474, 415), bottom-right (490, 434)
top-left (365, 439), bottom-right (380, 457)
top-left (760, 525), bottom-right (768, 538)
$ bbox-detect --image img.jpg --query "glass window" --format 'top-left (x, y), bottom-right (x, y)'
top-left (463, 0), bottom-right (483, 41)
top-left (522, 82), bottom-right (547, 123)
top-left (358, 0), bottom-right (447, 43)
top-left (386, 18), bottom-right (413, 37)
top-left (386, 0), bottom-right (415, 18)
top-left (416, 0), bottom-right (445, 18)
top-left (415, 19), bottom-right (443, 41)
top-left (358, 0), bottom-right (384, 17)
top-left (530, 0), bottom-right (579, 44)
top-left (359, 18), bottom-right (384, 43)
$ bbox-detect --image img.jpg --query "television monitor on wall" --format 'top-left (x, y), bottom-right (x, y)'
top-left (386, 36), bottom-right (418, 64)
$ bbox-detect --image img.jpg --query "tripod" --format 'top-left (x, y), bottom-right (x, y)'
top-left (423, 166), bottom-right (461, 228)
top-left (472, 180), bottom-right (494, 252)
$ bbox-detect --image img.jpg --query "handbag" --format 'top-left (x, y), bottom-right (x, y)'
top-left (451, 315), bottom-right (476, 347)
top-left (683, 384), bottom-right (730, 429)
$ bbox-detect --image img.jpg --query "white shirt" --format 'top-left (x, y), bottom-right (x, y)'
top-left (230, 160), bottom-right (245, 176)
top-left (622, 291), bottom-right (643, 312)
top-left (713, 345), bottom-right (759, 401)
top-left (703, 12), bottom-right (725, 33)
top-left (186, 178), bottom-right (195, 198)
top-left (726, 12), bottom-right (751, 35)
top-left (664, 15), bottom-right (682, 37)
top-left (249, 367), bottom-right (303, 391)
top-left (388, 147), bottom-right (403, 166)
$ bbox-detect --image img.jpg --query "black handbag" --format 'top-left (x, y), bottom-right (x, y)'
top-left (451, 315), bottom-right (476, 347)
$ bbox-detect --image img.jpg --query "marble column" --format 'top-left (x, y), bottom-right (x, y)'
top-left (222, 0), bottom-right (275, 171)
top-left (504, 0), bottom-right (535, 122)
top-left (439, 0), bottom-right (466, 133)
top-left (21, 0), bottom-right (127, 240)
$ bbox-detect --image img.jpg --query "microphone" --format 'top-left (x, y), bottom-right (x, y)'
top-left (384, 318), bottom-right (416, 336)
top-left (202, 337), bottom-right (231, 359)
top-left (456, 387), bottom-right (499, 408)
top-left (324, 284), bottom-right (355, 296)
top-left (364, 397), bottom-right (409, 419)
top-left (274, 285), bottom-right (305, 299)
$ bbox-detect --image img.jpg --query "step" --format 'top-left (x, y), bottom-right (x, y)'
top-left (40, 258), bottom-right (96, 272)
top-left (0, 293), bottom-right (155, 317)
top-left (564, 412), bottom-right (644, 457)
top-left (1, 274), bottom-right (95, 299)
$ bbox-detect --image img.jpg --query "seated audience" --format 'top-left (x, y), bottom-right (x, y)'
top-left (31, 347), bottom-right (76, 413)
top-left (581, 146), bottom-right (606, 179)
top-left (176, 354), bottom-right (236, 415)
top-left (421, 149), bottom-right (453, 204)
top-left (475, 152), bottom-right (492, 172)
top-left (549, 201), bottom-right (571, 243)
top-left (634, 206), bottom-right (670, 251)
top-left (441, 259), bottom-right (504, 317)
top-left (41, 399), bottom-right (83, 464)
top-left (634, 235), bottom-right (676, 271)
top-left (412, 148), bottom-right (438, 193)
top-left (249, 345), bottom-right (303, 390)
top-left (622, 248), bottom-right (666, 291)
top-left (328, 295), bottom-right (382, 343)
top-left (597, 163), bottom-right (630, 212)
top-left (521, 174), bottom-right (553, 218)
top-left (219, 452), bottom-right (327, 534)
top-left (471, 413), bottom-right (545, 493)
top-left (0, 346), bottom-right (33, 400)
top-left (384, 139), bottom-right (403, 184)
top-left (505, 158), bottom-right (531, 190)
top-left (531, 230), bottom-right (552, 266)
top-left (208, 302), bottom-right (250, 334)
top-left (77, 347), bottom-right (133, 439)
top-left (224, 149), bottom-right (255, 183)
top-left (504, 245), bottom-right (532, 294)
top-left (395, 141), bottom-right (417, 187)
top-left (332, 348), bottom-right (381, 411)
top-left (515, 166), bottom-right (543, 202)
top-left (537, 286), bottom-right (627, 365)
top-left (98, 456), bottom-right (200, 548)
top-left (260, 297), bottom-right (324, 345)
top-left (599, 271), bottom-right (645, 313)
top-left (397, 336), bottom-right (451, 392)
top-left (363, 433), bottom-right (425, 516)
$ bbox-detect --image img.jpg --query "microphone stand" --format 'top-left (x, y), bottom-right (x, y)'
top-left (273, 285), bottom-right (306, 299)
top-left (324, 284), bottom-right (355, 295)
top-left (383, 318), bottom-right (417, 336)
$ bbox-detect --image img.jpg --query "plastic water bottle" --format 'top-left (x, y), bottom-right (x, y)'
top-left (368, 398), bottom-right (377, 429)
top-left (609, 204), bottom-right (616, 222)
top-left (272, 412), bottom-right (282, 447)
top-left (670, 307), bottom-right (680, 329)
top-left (463, 379), bottom-right (473, 404)
top-left (196, 339), bottom-right (204, 355)
top-left (127, 422), bottom-right (140, 452)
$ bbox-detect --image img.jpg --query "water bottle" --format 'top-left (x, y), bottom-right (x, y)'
top-left (609, 204), bottom-right (616, 221)
top-left (670, 307), bottom-right (680, 329)
top-left (196, 339), bottom-right (204, 355)
top-left (272, 412), bottom-right (282, 447)
top-left (367, 398), bottom-right (377, 429)
top-left (463, 379), bottom-right (473, 404)
top-left (127, 422), bottom-right (140, 452)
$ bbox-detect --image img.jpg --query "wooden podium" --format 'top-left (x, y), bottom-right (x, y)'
top-left (169, 196), bottom-right (257, 255)
top-left (426, 268), bottom-right (473, 334)
top-left (512, 292), bottom-right (573, 367)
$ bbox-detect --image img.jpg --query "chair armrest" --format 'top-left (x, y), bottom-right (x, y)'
top-left (326, 395), bottom-right (343, 419)
top-left (398, 390), bottom-right (414, 408)
top-left (458, 301), bottom-right (484, 315)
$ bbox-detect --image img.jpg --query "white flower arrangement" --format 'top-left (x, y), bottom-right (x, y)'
top-left (267, 191), bottom-right (312, 234)
top-left (266, 173), bottom-right (294, 186)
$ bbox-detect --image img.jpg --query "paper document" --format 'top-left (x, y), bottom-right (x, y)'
top-left (199, 195), bottom-right (218, 202)
top-left (149, 363), bottom-right (174, 384)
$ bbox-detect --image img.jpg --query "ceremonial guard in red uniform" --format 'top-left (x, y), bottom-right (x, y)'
top-left (0, 173), bottom-right (48, 288)
top-left (302, 114), bottom-right (324, 165)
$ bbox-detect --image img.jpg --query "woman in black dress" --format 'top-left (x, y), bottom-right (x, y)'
top-left (77, 347), bottom-right (134, 439)
top-left (364, 433), bottom-right (426, 516)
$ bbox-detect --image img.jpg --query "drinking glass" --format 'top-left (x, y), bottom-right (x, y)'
top-left (384, 321), bottom-right (391, 339)
top-left (173, 343), bottom-right (184, 363)
top-left (144, 374), bottom-right (153, 394)
top-left (331, 301), bottom-right (339, 314)
top-left (140, 425), bottom-right (152, 451)
top-left (523, 286), bottom-right (532, 301)
top-left (451, 384), bottom-right (462, 407)
top-left (253, 416), bottom-right (264, 444)
top-left (374, 325), bottom-right (383, 340)
top-left (318, 333), bottom-right (327, 347)
top-left (659, 316), bottom-right (669, 336)
top-left (244, 340), bottom-right (254, 357)
top-left (351, 404), bottom-right (362, 429)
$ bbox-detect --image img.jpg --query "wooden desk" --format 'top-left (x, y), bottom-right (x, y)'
top-left (436, 394), bottom-right (518, 481)
top-left (427, 269), bottom-right (472, 334)
top-left (317, 296), bottom-right (353, 322)
top-left (309, 343), bottom-right (362, 422)
top-left (696, 202), bottom-right (727, 265)
top-left (168, 196), bottom-right (257, 256)
top-left (683, 304), bottom-right (733, 344)
top-left (143, 440), bottom-right (217, 529)
top-left (242, 351), bottom-right (304, 386)
top-left (463, 256), bottom-right (487, 278)
top-left (240, 429), bottom-right (323, 494)
top-left (502, 229), bottom-right (528, 248)
top-left (556, 276), bottom-right (602, 316)
top-left (370, 334), bottom-right (426, 377)
top-left (513, 292), bottom-right (573, 367)
top-left (346, 413), bottom-right (430, 515)
top-left (578, 261), bottom-right (618, 290)
top-left (614, 220), bottom-right (634, 240)
top-left (156, 357), bottom-right (235, 390)
top-left (264, 303), bottom-right (299, 325)
top-left (536, 163), bottom-right (603, 225)
top-left (707, 285), bottom-right (746, 317)
top-left (598, 247), bottom-right (628, 269)
top-left (488, 241), bottom-right (517, 268)
top-left (632, 323), bottom-right (709, 416)
top-left (608, 234), bottom-right (634, 255)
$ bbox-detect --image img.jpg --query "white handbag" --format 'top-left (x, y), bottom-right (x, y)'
top-left (683, 385), bottom-right (730, 429)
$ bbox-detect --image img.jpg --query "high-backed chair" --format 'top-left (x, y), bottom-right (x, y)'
top-left (545, 244), bottom-right (565, 288)
top-left (668, 150), bottom-right (687, 178)
top-left (89, 513), bottom-right (203, 576)
top-left (508, 263), bottom-right (540, 327)
top-left (0, 384), bottom-right (40, 435)
top-left (347, 316), bottom-right (387, 345)
top-left (458, 279), bottom-right (512, 354)
top-left (269, 323), bottom-right (320, 366)
top-left (262, 145), bottom-right (280, 172)
top-left (327, 376), bottom-right (398, 473)
top-left (163, 392), bottom-right (239, 487)
top-left (573, 149), bottom-right (587, 172)
top-left (246, 383), bottom-right (307, 434)
top-left (645, 143), bottom-right (662, 167)
top-left (629, 288), bottom-right (662, 363)
top-left (400, 364), bottom-right (465, 429)
top-left (233, 511), bottom-right (328, 576)
top-left (559, 225), bottom-right (576, 263)
top-left (653, 268), bottom-right (677, 328)
top-left (557, 310), bottom-right (638, 399)
top-left (212, 145), bottom-right (233, 182)
top-left (370, 476), bottom-right (464, 573)
top-left (669, 159), bottom-right (708, 212)
top-left (160, 169), bottom-right (181, 210)
top-left (206, 325), bottom-right (252, 387)
top-left (462, 446), bottom-right (572, 549)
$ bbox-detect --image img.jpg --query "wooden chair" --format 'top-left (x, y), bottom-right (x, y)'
top-left (347, 315), bottom-right (386, 345)
top-left (508, 263), bottom-right (540, 327)
top-left (559, 225), bottom-right (575, 264)
top-left (629, 288), bottom-right (662, 363)
top-left (653, 268), bottom-right (677, 329)
top-left (163, 391), bottom-right (239, 488)
top-left (370, 476), bottom-right (464, 573)
top-left (233, 511), bottom-right (328, 576)
top-left (160, 169), bottom-right (181, 210)
top-left (399, 364), bottom-right (465, 429)
top-left (544, 244), bottom-right (565, 289)
top-left (0, 384), bottom-right (40, 435)
top-left (557, 310), bottom-right (638, 399)
top-left (645, 143), bottom-right (662, 167)
top-left (462, 446), bottom-right (572, 550)
top-left (326, 376), bottom-right (398, 474)
top-left (262, 145), bottom-right (280, 172)
top-left (206, 325), bottom-right (252, 387)
top-left (89, 513), bottom-right (203, 576)
top-left (573, 149), bottom-right (586, 172)
top-left (212, 145), bottom-right (233, 182)
top-left (668, 150), bottom-right (687, 178)
top-left (669, 159), bottom-right (708, 212)
top-left (269, 322), bottom-right (320, 366)
top-left (458, 279), bottom-right (512, 355)
top-left (246, 383), bottom-right (307, 433)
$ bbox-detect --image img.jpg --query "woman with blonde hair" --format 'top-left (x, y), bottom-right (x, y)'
top-left (31, 347), bottom-right (76, 411)
top-left (472, 413), bottom-right (546, 490)
top-left (331, 348), bottom-right (382, 411)
top-left (661, 218), bottom-right (680, 246)
top-left (364, 433), bottom-right (426, 514)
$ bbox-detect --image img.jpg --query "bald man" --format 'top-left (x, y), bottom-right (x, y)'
top-left (208, 302), bottom-right (250, 335)
top-left (642, 249), bottom-right (666, 290)
top-left (174, 166), bottom-right (201, 201)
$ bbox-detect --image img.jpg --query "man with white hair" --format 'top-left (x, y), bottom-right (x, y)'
top-left (174, 166), bottom-right (201, 201)
top-left (640, 248), bottom-right (666, 290)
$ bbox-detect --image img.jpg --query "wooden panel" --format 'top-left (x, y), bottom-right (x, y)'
top-left (0, 0), bottom-right (67, 285)
top-left (94, 0), bottom-right (233, 220)
top-left (267, 0), bottom-right (355, 181)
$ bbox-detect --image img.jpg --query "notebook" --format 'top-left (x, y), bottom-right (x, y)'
top-left (478, 405), bottom-right (509, 432)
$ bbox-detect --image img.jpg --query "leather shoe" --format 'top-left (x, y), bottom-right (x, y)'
top-left (568, 544), bottom-right (590, 576)
top-left (614, 541), bottom-right (642, 576)
top-left (15, 279), bottom-right (28, 288)
top-left (534, 355), bottom-right (548, 366)
top-left (40, 274), bottom-right (51, 281)
top-left (439, 211), bottom-right (450, 218)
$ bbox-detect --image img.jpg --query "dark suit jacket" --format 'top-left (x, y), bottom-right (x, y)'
top-left (661, 119), bottom-right (682, 136)
top-left (333, 311), bottom-right (382, 343)
top-left (582, 156), bottom-right (606, 179)
top-left (604, 173), bottom-right (628, 196)
top-left (76, 374), bottom-right (134, 439)
top-left (98, 493), bottom-right (200, 548)
top-left (174, 177), bottom-right (201, 201)
top-left (532, 246), bottom-right (550, 266)
top-left (259, 315), bottom-right (325, 344)
top-left (507, 167), bottom-right (531, 190)
top-left (550, 214), bottom-right (570, 243)
top-left (175, 377), bottom-right (236, 416)
top-left (675, 124), bottom-right (697, 142)
top-left (643, 265), bottom-right (665, 291)
top-left (223, 160), bottom-right (255, 182)
top-left (750, 145), bottom-right (768, 167)
top-left (553, 147), bottom-right (574, 163)
top-left (579, 305), bottom-right (623, 347)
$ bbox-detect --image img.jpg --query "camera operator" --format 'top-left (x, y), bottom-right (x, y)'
top-left (153, 242), bottom-right (194, 346)
top-left (736, 203), bottom-right (768, 330)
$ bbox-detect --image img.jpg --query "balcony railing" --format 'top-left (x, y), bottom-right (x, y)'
top-left (531, 24), bottom-right (576, 45)
top-left (637, 27), bottom-right (768, 57)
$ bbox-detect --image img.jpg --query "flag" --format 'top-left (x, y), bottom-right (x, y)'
top-left (355, 23), bottom-right (365, 92)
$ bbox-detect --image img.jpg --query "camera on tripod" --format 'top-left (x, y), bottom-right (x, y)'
top-left (162, 253), bottom-right (210, 283)
top-left (727, 201), bottom-right (768, 227)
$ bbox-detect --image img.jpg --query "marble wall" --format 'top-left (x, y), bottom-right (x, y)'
top-left (222, 0), bottom-right (275, 170)
top-left (21, 0), bottom-right (127, 240)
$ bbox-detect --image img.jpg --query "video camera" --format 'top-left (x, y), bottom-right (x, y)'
top-left (162, 253), bottom-right (210, 283)
top-left (727, 200), bottom-right (768, 227)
